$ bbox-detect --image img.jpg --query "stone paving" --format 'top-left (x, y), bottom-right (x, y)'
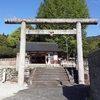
top-left (2, 84), bottom-right (90, 100)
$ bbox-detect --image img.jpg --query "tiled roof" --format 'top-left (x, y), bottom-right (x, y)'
top-left (17, 42), bottom-right (63, 52)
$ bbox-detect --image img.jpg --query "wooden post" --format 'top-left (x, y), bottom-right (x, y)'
top-left (18, 21), bottom-right (26, 85)
top-left (76, 22), bottom-right (84, 84)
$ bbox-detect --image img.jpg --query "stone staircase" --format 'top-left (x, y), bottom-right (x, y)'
top-left (29, 67), bottom-right (72, 87)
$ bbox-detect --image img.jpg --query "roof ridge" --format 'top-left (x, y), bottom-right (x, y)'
top-left (27, 42), bottom-right (57, 44)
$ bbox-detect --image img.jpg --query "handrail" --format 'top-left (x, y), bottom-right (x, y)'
top-left (64, 68), bottom-right (74, 83)
top-left (27, 67), bottom-right (36, 85)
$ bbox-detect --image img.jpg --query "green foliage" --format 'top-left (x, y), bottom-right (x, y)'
top-left (0, 34), bottom-right (8, 46)
top-left (86, 35), bottom-right (100, 51)
top-left (83, 39), bottom-right (91, 58)
top-left (7, 24), bottom-right (34, 48)
top-left (82, 35), bottom-right (100, 57)
top-left (12, 48), bottom-right (19, 57)
top-left (98, 43), bottom-right (100, 48)
top-left (0, 46), bottom-right (13, 58)
top-left (26, 24), bottom-right (35, 41)
top-left (35, 0), bottom-right (89, 56)
top-left (7, 28), bottom-right (21, 48)
top-left (0, 46), bottom-right (19, 58)
top-left (36, 0), bottom-right (89, 29)
top-left (0, 34), bottom-right (19, 58)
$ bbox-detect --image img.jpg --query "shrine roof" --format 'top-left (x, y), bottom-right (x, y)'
top-left (17, 42), bottom-right (63, 52)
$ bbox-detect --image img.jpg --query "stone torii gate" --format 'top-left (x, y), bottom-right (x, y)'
top-left (5, 18), bottom-right (98, 85)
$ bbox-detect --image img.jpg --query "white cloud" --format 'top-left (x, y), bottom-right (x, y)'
top-left (9, 14), bottom-right (16, 18)
top-left (91, 0), bottom-right (100, 4)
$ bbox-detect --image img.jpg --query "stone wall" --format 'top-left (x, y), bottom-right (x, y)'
top-left (88, 48), bottom-right (100, 100)
top-left (0, 58), bottom-right (16, 67)
top-left (0, 67), bottom-right (33, 83)
top-left (0, 68), bottom-right (17, 82)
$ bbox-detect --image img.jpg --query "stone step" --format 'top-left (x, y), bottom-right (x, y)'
top-left (31, 81), bottom-right (74, 88)
top-left (36, 69), bottom-right (65, 72)
top-left (35, 71), bottom-right (66, 73)
top-left (36, 67), bottom-right (63, 69)
top-left (36, 68), bottom-right (65, 71)
top-left (34, 75), bottom-right (68, 78)
top-left (34, 73), bottom-right (68, 79)
top-left (35, 73), bottom-right (67, 76)
top-left (36, 71), bottom-right (65, 73)
top-left (33, 77), bottom-right (68, 81)
top-left (36, 67), bottom-right (65, 70)
top-left (30, 67), bottom-right (69, 87)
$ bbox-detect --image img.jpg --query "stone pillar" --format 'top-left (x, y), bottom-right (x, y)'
top-left (2, 68), bottom-right (6, 83)
top-left (16, 53), bottom-right (19, 71)
top-left (53, 52), bottom-right (58, 67)
top-left (76, 22), bottom-right (84, 84)
top-left (18, 21), bottom-right (26, 85)
top-left (48, 54), bottom-right (51, 64)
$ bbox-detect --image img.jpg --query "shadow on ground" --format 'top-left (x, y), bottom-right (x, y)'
top-left (2, 84), bottom-right (90, 100)
top-left (63, 85), bottom-right (90, 100)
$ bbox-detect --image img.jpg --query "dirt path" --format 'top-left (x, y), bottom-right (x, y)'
top-left (2, 85), bottom-right (90, 100)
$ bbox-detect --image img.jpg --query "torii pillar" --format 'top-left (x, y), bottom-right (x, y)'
top-left (4, 18), bottom-right (98, 85)
top-left (18, 22), bottom-right (26, 85)
top-left (76, 22), bottom-right (84, 84)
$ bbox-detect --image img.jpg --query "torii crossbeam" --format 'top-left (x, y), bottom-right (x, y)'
top-left (25, 29), bottom-right (77, 35)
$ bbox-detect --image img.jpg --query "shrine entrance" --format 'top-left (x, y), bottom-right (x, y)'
top-left (5, 18), bottom-right (98, 85)
top-left (31, 54), bottom-right (45, 64)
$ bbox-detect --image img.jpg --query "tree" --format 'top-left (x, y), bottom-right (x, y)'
top-left (0, 46), bottom-right (13, 58)
top-left (7, 27), bottom-right (21, 48)
top-left (0, 34), bottom-right (8, 46)
top-left (98, 43), bottom-right (100, 48)
top-left (36, 0), bottom-right (89, 56)
top-left (26, 24), bottom-right (35, 41)
top-left (12, 48), bottom-right (19, 57)
top-left (82, 40), bottom-right (91, 58)
top-left (81, 35), bottom-right (100, 57)
top-left (7, 24), bottom-right (34, 48)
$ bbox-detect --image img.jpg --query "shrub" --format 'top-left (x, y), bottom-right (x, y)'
top-left (0, 46), bottom-right (13, 58)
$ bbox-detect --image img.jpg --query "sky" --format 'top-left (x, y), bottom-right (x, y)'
top-left (0, 0), bottom-right (100, 37)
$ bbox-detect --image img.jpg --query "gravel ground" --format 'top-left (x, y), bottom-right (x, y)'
top-left (0, 81), bottom-right (28, 100)
top-left (1, 82), bottom-right (90, 100)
